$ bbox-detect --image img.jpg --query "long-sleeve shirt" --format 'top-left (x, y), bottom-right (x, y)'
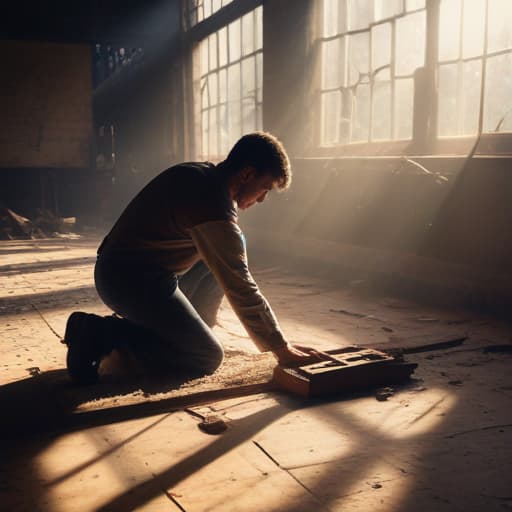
top-left (98, 162), bottom-right (287, 352)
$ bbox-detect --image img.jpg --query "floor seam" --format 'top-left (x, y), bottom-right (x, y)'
top-left (252, 440), bottom-right (333, 511)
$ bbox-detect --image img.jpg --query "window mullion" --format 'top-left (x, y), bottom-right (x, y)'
top-left (477, 0), bottom-right (490, 135)
top-left (391, 18), bottom-right (396, 138)
top-left (456, 0), bottom-right (464, 134)
top-left (369, 21), bottom-right (374, 143)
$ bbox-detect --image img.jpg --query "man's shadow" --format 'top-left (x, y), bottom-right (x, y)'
top-left (0, 370), bottom-right (177, 437)
top-left (0, 350), bottom-right (276, 438)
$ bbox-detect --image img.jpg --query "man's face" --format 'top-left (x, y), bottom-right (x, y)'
top-left (235, 169), bottom-right (276, 210)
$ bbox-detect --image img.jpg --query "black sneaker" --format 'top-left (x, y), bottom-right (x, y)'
top-left (63, 312), bottom-right (108, 384)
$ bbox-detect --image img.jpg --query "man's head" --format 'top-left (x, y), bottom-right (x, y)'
top-left (222, 132), bottom-right (292, 210)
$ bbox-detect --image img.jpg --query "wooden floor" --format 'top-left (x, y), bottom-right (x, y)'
top-left (1, 236), bottom-right (511, 511)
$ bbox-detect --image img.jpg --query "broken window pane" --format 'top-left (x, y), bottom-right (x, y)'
top-left (395, 11), bottom-right (425, 76)
top-left (351, 84), bottom-right (371, 142)
top-left (484, 53), bottom-right (512, 132)
top-left (319, 0), bottom-right (511, 148)
top-left (320, 0), bottom-right (425, 146)
top-left (394, 78), bottom-right (413, 139)
top-left (347, 32), bottom-right (369, 87)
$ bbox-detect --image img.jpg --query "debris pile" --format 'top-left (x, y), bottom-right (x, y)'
top-left (0, 205), bottom-right (76, 240)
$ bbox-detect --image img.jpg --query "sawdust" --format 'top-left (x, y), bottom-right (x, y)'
top-left (0, 349), bottom-right (277, 436)
top-left (74, 350), bottom-right (276, 412)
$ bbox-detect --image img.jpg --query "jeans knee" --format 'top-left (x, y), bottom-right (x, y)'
top-left (202, 342), bottom-right (224, 374)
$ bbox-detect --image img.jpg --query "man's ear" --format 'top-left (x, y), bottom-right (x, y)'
top-left (240, 166), bottom-right (256, 183)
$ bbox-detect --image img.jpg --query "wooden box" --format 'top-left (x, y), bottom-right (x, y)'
top-left (273, 346), bottom-right (417, 398)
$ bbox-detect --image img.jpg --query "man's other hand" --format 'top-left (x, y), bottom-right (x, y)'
top-left (273, 344), bottom-right (327, 366)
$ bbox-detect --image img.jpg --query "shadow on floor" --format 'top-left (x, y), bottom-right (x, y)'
top-left (0, 356), bottom-right (277, 439)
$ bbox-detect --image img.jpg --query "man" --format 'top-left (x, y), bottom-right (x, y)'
top-left (64, 132), bottom-right (319, 384)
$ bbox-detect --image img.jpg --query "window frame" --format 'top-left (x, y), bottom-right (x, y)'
top-left (185, 0), bottom-right (235, 30)
top-left (311, 0), bottom-right (512, 158)
top-left (182, 0), bottom-right (264, 160)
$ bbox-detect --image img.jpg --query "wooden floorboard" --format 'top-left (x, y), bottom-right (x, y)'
top-left (1, 235), bottom-right (511, 511)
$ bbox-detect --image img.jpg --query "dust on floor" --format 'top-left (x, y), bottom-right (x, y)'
top-left (1, 236), bottom-right (511, 512)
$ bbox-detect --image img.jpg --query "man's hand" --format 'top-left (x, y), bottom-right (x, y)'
top-left (273, 344), bottom-right (327, 366)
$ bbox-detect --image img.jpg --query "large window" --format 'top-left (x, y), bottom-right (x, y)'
top-left (320, 0), bottom-right (426, 146)
top-left (438, 0), bottom-right (512, 136)
top-left (320, 0), bottom-right (512, 149)
top-left (186, 0), bottom-right (234, 29)
top-left (196, 6), bottom-right (263, 160)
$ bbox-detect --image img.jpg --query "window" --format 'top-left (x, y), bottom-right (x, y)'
top-left (93, 44), bottom-right (144, 88)
top-left (319, 0), bottom-right (512, 150)
top-left (320, 0), bottom-right (426, 146)
top-left (186, 0), bottom-right (234, 29)
top-left (438, 0), bottom-right (512, 136)
top-left (196, 6), bottom-right (263, 160)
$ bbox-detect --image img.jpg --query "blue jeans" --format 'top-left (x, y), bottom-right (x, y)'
top-left (94, 256), bottom-right (224, 376)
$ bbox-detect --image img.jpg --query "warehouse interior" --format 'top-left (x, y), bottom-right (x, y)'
top-left (1, 1), bottom-right (511, 511)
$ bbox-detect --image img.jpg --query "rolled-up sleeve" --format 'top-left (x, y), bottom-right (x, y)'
top-left (189, 220), bottom-right (287, 352)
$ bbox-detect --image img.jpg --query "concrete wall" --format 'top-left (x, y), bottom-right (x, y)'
top-left (240, 0), bottom-right (512, 313)
top-left (0, 40), bottom-right (93, 169)
top-left (91, 0), bottom-right (182, 220)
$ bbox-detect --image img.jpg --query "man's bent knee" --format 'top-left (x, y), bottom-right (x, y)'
top-left (198, 342), bottom-right (224, 375)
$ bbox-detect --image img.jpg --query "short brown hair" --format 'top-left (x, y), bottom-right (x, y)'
top-left (223, 132), bottom-right (292, 189)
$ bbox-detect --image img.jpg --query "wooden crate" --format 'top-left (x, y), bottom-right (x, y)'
top-left (273, 346), bottom-right (417, 398)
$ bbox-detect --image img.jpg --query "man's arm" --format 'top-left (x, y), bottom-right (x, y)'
top-left (189, 220), bottom-right (317, 364)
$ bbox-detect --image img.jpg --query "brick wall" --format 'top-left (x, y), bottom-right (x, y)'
top-left (0, 40), bottom-right (92, 168)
